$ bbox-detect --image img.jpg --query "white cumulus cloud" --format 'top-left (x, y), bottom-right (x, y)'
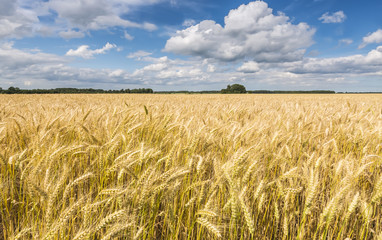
top-left (0, 0), bottom-right (162, 40)
top-left (0, 0), bottom-right (42, 39)
top-left (359, 29), bottom-right (382, 49)
top-left (237, 61), bottom-right (260, 73)
top-left (66, 42), bottom-right (117, 59)
top-left (48, 0), bottom-right (158, 32)
top-left (0, 41), bottom-right (142, 88)
top-left (164, 1), bottom-right (315, 63)
top-left (319, 11), bottom-right (346, 23)
top-left (290, 46), bottom-right (382, 74)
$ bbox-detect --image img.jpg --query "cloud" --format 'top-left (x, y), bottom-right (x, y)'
top-left (237, 61), bottom-right (260, 73)
top-left (359, 29), bottom-right (382, 49)
top-left (0, 0), bottom-right (161, 40)
top-left (24, 81), bottom-right (32, 86)
top-left (130, 55), bottom-right (219, 85)
top-left (59, 29), bottom-right (85, 39)
top-left (48, 0), bottom-right (158, 32)
top-left (0, 42), bottom-right (141, 88)
top-left (127, 50), bottom-right (152, 59)
top-left (0, 0), bottom-right (17, 17)
top-left (66, 42), bottom-right (117, 59)
top-left (0, 19), bottom-right (21, 38)
top-left (319, 11), bottom-right (346, 23)
top-left (142, 62), bottom-right (168, 71)
top-left (182, 19), bottom-right (196, 27)
top-left (164, 1), bottom-right (315, 62)
top-left (207, 64), bottom-right (216, 73)
top-left (124, 31), bottom-right (134, 40)
top-left (289, 46), bottom-right (382, 74)
top-left (0, 1), bottom-right (41, 39)
top-left (0, 42), bottom-right (65, 69)
top-left (142, 22), bottom-right (158, 31)
top-left (2, 41), bottom-right (382, 91)
top-left (1, 41), bottom-right (226, 89)
top-left (339, 38), bottom-right (353, 45)
top-left (49, 0), bottom-right (108, 28)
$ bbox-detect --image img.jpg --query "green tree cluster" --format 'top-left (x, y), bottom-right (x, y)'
top-left (221, 84), bottom-right (247, 93)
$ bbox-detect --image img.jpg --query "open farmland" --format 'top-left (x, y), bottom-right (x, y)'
top-left (1, 94), bottom-right (382, 239)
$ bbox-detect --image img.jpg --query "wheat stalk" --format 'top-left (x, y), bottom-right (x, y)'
top-left (197, 217), bottom-right (221, 238)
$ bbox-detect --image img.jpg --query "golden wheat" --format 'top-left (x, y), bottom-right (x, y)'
top-left (0, 94), bottom-right (381, 239)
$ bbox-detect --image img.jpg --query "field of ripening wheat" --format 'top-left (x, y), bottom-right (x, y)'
top-left (1, 94), bottom-right (382, 240)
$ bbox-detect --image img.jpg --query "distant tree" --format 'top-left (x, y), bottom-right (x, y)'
top-left (8, 86), bottom-right (16, 93)
top-left (221, 84), bottom-right (246, 93)
top-left (7, 86), bottom-right (22, 94)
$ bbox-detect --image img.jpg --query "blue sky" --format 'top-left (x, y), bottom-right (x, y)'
top-left (1, 0), bottom-right (382, 91)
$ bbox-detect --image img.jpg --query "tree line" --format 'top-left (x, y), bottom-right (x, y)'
top-left (247, 90), bottom-right (335, 94)
top-left (0, 85), bottom-right (336, 94)
top-left (220, 84), bottom-right (335, 94)
top-left (0, 87), bottom-right (153, 94)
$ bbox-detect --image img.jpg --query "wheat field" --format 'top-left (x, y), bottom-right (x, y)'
top-left (1, 94), bottom-right (381, 239)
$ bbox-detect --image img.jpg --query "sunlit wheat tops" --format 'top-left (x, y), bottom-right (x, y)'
top-left (1, 94), bottom-right (382, 239)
